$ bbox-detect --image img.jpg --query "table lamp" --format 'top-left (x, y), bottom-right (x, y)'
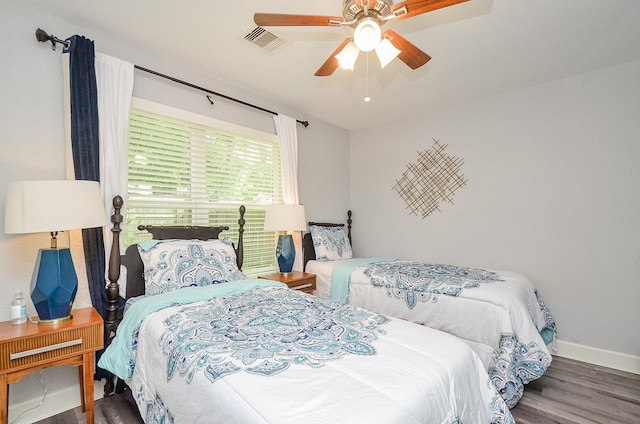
top-left (4, 180), bottom-right (108, 325)
top-left (264, 204), bottom-right (307, 274)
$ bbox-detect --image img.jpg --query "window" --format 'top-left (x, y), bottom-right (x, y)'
top-left (126, 98), bottom-right (282, 275)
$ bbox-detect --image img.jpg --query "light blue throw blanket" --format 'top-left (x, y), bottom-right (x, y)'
top-left (330, 258), bottom-right (396, 303)
top-left (98, 279), bottom-right (285, 380)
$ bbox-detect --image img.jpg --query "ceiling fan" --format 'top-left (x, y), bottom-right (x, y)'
top-left (254, 0), bottom-right (470, 76)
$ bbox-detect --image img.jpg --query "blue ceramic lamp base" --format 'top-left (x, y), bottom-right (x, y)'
top-left (276, 234), bottom-right (295, 274)
top-left (31, 248), bottom-right (78, 325)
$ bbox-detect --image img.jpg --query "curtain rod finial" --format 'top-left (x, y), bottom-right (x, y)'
top-left (35, 27), bottom-right (69, 50)
top-left (35, 28), bottom-right (55, 50)
top-left (35, 28), bottom-right (50, 42)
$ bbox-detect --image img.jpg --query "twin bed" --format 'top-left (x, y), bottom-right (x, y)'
top-left (99, 197), bottom-right (515, 423)
top-left (303, 216), bottom-right (556, 408)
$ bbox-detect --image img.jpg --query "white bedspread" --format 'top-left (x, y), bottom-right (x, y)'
top-left (100, 281), bottom-right (514, 423)
top-left (307, 259), bottom-right (555, 408)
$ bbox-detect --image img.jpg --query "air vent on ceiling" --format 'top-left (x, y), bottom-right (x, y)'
top-left (243, 26), bottom-right (289, 54)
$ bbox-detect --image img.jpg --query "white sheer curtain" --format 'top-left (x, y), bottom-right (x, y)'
top-left (95, 52), bottom-right (134, 295)
top-left (64, 53), bottom-right (133, 308)
top-left (273, 114), bottom-right (304, 271)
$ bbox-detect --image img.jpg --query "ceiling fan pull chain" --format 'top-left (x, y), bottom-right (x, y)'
top-left (364, 52), bottom-right (371, 103)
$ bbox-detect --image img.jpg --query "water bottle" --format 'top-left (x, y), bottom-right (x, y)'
top-left (11, 290), bottom-right (27, 324)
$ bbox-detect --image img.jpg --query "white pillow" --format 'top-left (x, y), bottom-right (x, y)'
top-left (138, 238), bottom-right (246, 295)
top-left (309, 225), bottom-right (353, 261)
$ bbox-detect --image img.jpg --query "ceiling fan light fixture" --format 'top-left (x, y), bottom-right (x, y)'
top-left (375, 38), bottom-right (401, 68)
top-left (335, 41), bottom-right (360, 70)
top-left (353, 18), bottom-right (381, 52)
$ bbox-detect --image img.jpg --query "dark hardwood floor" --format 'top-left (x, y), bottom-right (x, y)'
top-left (35, 356), bottom-right (639, 423)
top-left (510, 356), bottom-right (640, 423)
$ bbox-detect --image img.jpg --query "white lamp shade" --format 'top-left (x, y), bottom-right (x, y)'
top-left (5, 180), bottom-right (108, 234)
top-left (354, 18), bottom-right (382, 52)
top-left (375, 38), bottom-right (401, 68)
top-left (263, 204), bottom-right (307, 232)
top-left (336, 41), bottom-right (360, 71)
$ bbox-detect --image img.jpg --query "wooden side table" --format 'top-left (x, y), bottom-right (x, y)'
top-left (259, 271), bottom-right (317, 293)
top-left (0, 307), bottom-right (103, 424)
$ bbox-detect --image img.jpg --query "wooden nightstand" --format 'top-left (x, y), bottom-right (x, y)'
top-left (259, 271), bottom-right (316, 293)
top-left (0, 307), bottom-right (103, 424)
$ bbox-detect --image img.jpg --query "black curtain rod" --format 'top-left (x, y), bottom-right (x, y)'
top-left (35, 28), bottom-right (310, 128)
top-left (133, 65), bottom-right (309, 127)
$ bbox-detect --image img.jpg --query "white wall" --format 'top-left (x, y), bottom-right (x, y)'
top-left (0, 3), bottom-right (349, 421)
top-left (2, 0), bottom-right (637, 420)
top-left (351, 60), bottom-right (640, 365)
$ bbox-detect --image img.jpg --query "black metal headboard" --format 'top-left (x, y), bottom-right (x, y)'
top-left (302, 210), bottom-right (352, 270)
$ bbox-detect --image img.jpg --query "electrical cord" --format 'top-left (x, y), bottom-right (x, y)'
top-left (10, 371), bottom-right (47, 424)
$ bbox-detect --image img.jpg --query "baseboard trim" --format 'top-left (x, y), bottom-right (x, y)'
top-left (553, 339), bottom-right (640, 375)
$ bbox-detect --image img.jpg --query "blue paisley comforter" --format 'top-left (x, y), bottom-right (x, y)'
top-left (99, 280), bottom-right (514, 424)
top-left (307, 259), bottom-right (557, 408)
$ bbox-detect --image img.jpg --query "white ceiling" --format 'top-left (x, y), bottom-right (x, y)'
top-left (20, 0), bottom-right (640, 131)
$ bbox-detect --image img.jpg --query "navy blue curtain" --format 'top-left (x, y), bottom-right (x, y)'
top-left (65, 35), bottom-right (108, 380)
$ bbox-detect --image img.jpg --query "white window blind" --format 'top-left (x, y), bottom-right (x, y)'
top-left (126, 98), bottom-right (282, 275)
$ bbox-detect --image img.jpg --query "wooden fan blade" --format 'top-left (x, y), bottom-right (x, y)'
top-left (315, 39), bottom-right (353, 77)
top-left (392, 0), bottom-right (470, 21)
top-left (383, 30), bottom-right (431, 70)
top-left (254, 13), bottom-right (343, 27)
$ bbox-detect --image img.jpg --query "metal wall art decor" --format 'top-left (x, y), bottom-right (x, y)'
top-left (393, 139), bottom-right (467, 218)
